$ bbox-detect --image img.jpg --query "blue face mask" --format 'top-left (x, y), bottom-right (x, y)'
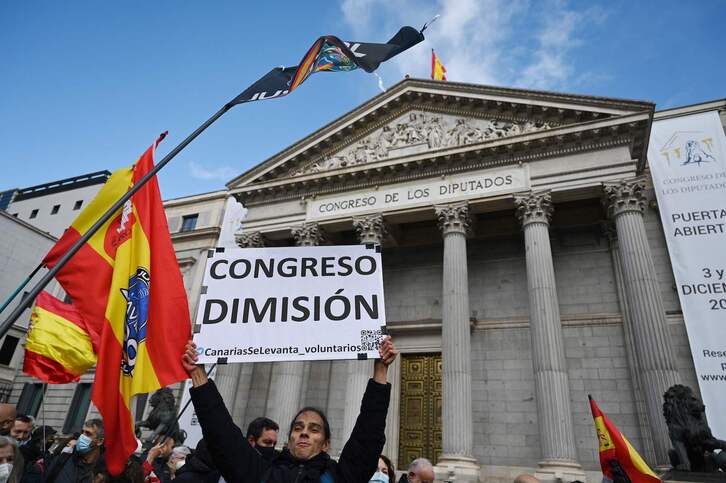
top-left (76, 434), bottom-right (94, 454)
top-left (370, 472), bottom-right (389, 483)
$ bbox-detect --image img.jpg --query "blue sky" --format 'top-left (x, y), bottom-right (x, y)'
top-left (1, 0), bottom-right (724, 200)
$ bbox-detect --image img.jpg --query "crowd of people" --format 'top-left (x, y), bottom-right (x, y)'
top-left (0, 336), bottom-right (543, 483)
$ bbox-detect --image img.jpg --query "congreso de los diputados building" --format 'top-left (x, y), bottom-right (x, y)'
top-left (9, 79), bottom-right (725, 483)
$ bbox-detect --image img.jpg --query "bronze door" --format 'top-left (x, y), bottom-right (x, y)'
top-left (398, 353), bottom-right (442, 468)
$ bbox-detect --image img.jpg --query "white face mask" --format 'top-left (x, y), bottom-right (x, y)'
top-left (175, 459), bottom-right (185, 470)
top-left (0, 462), bottom-right (13, 483)
top-left (370, 471), bottom-right (389, 483)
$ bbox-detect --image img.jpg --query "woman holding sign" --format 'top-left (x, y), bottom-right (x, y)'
top-left (182, 336), bottom-right (398, 483)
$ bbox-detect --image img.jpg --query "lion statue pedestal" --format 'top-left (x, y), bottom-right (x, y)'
top-left (660, 385), bottom-right (726, 482)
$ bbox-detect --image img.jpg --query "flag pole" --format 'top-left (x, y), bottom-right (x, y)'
top-left (0, 262), bottom-right (43, 315)
top-left (0, 102), bottom-right (235, 339)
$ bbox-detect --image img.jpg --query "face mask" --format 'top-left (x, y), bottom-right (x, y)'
top-left (18, 439), bottom-right (29, 447)
top-left (370, 472), bottom-right (389, 483)
top-left (175, 459), bottom-right (185, 470)
top-left (256, 445), bottom-right (276, 460)
top-left (0, 462), bottom-right (12, 483)
top-left (76, 434), bottom-right (94, 454)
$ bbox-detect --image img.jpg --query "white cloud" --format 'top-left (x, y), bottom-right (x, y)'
top-left (188, 161), bottom-right (237, 181)
top-left (341, 0), bottom-right (605, 91)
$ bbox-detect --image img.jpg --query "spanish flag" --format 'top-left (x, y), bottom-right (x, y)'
top-left (431, 49), bottom-right (447, 81)
top-left (589, 396), bottom-right (660, 483)
top-left (43, 134), bottom-right (191, 475)
top-left (23, 291), bottom-right (97, 384)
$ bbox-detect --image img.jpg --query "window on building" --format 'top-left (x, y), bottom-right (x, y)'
top-left (0, 336), bottom-right (19, 366)
top-left (16, 383), bottom-right (44, 417)
top-left (30, 209), bottom-right (39, 219)
top-left (51, 205), bottom-right (60, 215)
top-left (0, 383), bottom-right (11, 404)
top-left (180, 214), bottom-right (198, 232)
top-left (63, 383), bottom-right (92, 433)
top-left (73, 200), bottom-right (83, 210)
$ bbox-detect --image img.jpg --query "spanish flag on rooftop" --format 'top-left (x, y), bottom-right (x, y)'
top-left (589, 395), bottom-right (661, 483)
top-left (42, 134), bottom-right (191, 475)
top-left (431, 49), bottom-right (447, 81)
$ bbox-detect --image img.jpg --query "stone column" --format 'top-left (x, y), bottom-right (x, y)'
top-left (603, 177), bottom-right (680, 466)
top-left (603, 222), bottom-right (657, 464)
top-left (434, 202), bottom-right (478, 481)
top-left (213, 231), bottom-right (265, 418)
top-left (267, 223), bottom-right (326, 432)
top-left (514, 191), bottom-right (583, 481)
top-left (341, 214), bottom-right (386, 440)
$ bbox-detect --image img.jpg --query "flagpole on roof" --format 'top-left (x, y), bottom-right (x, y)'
top-left (0, 103), bottom-right (234, 339)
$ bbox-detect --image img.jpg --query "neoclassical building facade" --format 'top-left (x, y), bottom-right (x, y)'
top-left (8, 80), bottom-right (723, 483)
top-left (218, 80), bottom-right (722, 482)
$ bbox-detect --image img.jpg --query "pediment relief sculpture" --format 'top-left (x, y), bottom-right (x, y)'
top-left (290, 111), bottom-right (551, 177)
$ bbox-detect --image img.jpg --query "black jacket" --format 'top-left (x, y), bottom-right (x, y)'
top-left (43, 451), bottom-right (95, 483)
top-left (173, 456), bottom-right (221, 483)
top-left (190, 378), bottom-right (391, 483)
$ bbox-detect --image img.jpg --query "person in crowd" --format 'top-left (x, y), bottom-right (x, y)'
top-left (370, 455), bottom-right (394, 483)
top-left (93, 458), bottom-right (144, 483)
top-left (44, 419), bottom-right (104, 483)
top-left (513, 475), bottom-right (540, 483)
top-left (10, 417), bottom-right (33, 445)
top-left (172, 439), bottom-right (221, 483)
top-left (142, 434), bottom-right (178, 483)
top-left (182, 336), bottom-right (398, 483)
top-left (166, 446), bottom-right (190, 479)
top-left (0, 406), bottom-right (16, 437)
top-left (19, 425), bottom-right (56, 482)
top-left (402, 458), bottom-right (434, 483)
top-left (0, 435), bottom-right (23, 483)
top-left (246, 417), bottom-right (279, 461)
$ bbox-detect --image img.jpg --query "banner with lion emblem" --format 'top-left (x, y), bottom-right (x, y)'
top-left (648, 108), bottom-right (726, 439)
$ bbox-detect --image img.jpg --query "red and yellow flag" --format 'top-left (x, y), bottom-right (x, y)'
top-left (431, 49), bottom-right (447, 81)
top-left (23, 291), bottom-right (97, 384)
top-left (43, 134), bottom-right (191, 475)
top-left (589, 396), bottom-right (660, 483)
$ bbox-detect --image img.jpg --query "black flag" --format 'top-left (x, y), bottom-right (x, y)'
top-left (229, 26), bottom-right (425, 105)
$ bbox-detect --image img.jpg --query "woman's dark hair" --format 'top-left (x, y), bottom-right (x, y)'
top-left (379, 454), bottom-right (395, 477)
top-left (289, 407), bottom-right (331, 441)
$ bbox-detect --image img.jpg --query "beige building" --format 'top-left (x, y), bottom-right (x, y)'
top-left (5, 79), bottom-right (725, 483)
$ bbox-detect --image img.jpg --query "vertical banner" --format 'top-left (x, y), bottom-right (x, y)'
top-left (648, 110), bottom-right (726, 438)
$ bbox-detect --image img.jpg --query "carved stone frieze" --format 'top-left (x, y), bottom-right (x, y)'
top-left (235, 231), bottom-right (265, 248)
top-left (603, 177), bottom-right (647, 218)
top-left (435, 202), bottom-right (471, 236)
top-left (290, 111), bottom-right (551, 177)
top-left (292, 222), bottom-right (327, 246)
top-left (514, 191), bottom-right (554, 227)
top-left (352, 214), bottom-right (387, 245)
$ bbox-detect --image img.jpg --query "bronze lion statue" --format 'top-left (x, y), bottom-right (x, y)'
top-left (663, 384), bottom-right (726, 472)
top-left (136, 387), bottom-right (185, 447)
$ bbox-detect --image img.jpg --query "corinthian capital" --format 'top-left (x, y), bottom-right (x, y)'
top-left (235, 231), bottom-right (265, 248)
top-left (603, 177), bottom-right (647, 218)
top-left (435, 202), bottom-right (470, 236)
top-left (514, 191), bottom-right (553, 227)
top-left (352, 213), bottom-right (387, 246)
top-left (292, 222), bottom-right (327, 246)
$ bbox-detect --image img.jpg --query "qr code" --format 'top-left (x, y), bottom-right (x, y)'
top-left (360, 329), bottom-right (383, 351)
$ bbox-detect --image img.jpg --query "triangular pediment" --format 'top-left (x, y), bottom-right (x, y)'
top-left (228, 78), bottom-right (653, 191)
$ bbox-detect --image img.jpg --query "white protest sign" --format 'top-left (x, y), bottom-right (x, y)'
top-left (193, 245), bottom-right (386, 363)
top-left (648, 110), bottom-right (726, 438)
